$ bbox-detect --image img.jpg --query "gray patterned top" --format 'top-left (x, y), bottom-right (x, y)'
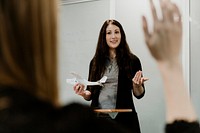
top-left (98, 58), bottom-right (119, 109)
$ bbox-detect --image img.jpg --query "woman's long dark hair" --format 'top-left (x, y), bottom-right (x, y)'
top-left (89, 19), bottom-right (133, 81)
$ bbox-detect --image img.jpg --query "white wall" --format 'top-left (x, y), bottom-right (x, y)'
top-left (190, 0), bottom-right (200, 122)
top-left (58, 0), bottom-right (192, 133)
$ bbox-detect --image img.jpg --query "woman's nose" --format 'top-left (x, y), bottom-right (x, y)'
top-left (111, 33), bottom-right (116, 38)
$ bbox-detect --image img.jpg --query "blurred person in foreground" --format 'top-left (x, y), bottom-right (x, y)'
top-left (142, 0), bottom-right (200, 132)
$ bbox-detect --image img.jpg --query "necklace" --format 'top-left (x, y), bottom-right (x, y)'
top-left (108, 58), bottom-right (115, 73)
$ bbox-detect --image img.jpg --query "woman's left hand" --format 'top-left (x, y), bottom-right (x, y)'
top-left (132, 70), bottom-right (148, 89)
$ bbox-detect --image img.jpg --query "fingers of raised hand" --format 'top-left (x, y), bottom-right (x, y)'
top-left (142, 16), bottom-right (151, 46)
top-left (150, 0), bottom-right (159, 23)
top-left (144, 0), bottom-right (182, 61)
top-left (171, 4), bottom-right (182, 24)
top-left (160, 0), bottom-right (182, 23)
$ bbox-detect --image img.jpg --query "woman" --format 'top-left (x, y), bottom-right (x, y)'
top-left (74, 19), bottom-right (148, 133)
top-left (0, 1), bottom-right (131, 133)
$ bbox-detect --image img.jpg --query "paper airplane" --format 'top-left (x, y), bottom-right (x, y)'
top-left (66, 72), bottom-right (107, 86)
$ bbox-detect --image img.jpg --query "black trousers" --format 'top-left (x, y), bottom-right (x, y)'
top-left (96, 112), bottom-right (141, 133)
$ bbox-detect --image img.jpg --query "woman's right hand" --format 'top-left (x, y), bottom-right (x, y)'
top-left (73, 83), bottom-right (91, 99)
top-left (73, 83), bottom-right (85, 96)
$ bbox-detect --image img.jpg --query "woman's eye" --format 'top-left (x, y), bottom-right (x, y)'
top-left (115, 31), bottom-right (120, 34)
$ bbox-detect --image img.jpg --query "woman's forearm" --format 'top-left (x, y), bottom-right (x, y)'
top-left (158, 60), bottom-right (197, 123)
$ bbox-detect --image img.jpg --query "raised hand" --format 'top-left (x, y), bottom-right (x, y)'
top-left (142, 0), bottom-right (182, 64)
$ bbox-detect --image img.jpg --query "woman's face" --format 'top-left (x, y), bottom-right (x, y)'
top-left (106, 24), bottom-right (121, 49)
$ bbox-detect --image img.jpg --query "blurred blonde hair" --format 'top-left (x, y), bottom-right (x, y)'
top-left (0, 0), bottom-right (59, 106)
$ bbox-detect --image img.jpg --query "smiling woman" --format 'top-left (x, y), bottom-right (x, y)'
top-left (71, 19), bottom-right (147, 133)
